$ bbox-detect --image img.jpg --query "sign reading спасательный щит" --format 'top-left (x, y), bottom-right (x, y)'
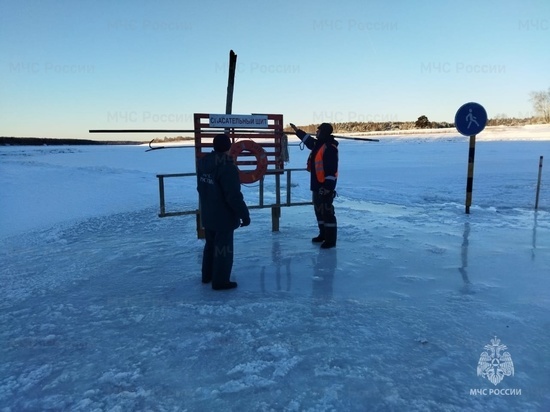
top-left (209, 114), bottom-right (269, 128)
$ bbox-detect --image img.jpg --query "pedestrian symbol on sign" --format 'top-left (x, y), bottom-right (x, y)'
top-left (466, 109), bottom-right (479, 129)
top-left (455, 102), bottom-right (487, 136)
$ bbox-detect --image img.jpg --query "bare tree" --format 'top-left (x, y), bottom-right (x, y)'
top-left (530, 88), bottom-right (550, 123)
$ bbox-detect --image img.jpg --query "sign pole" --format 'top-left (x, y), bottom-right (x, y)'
top-left (535, 155), bottom-right (543, 210)
top-left (465, 135), bottom-right (476, 214)
top-left (454, 102), bottom-right (487, 214)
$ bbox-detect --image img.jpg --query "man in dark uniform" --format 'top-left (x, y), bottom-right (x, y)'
top-left (290, 122), bottom-right (339, 249)
top-left (197, 134), bottom-right (250, 290)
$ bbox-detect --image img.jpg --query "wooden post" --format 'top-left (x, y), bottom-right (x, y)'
top-left (259, 176), bottom-right (264, 207)
top-left (272, 173), bottom-right (281, 231)
top-left (225, 50), bottom-right (237, 116)
top-left (158, 176), bottom-right (166, 217)
top-left (535, 155), bottom-right (543, 210)
top-left (195, 114), bottom-right (205, 239)
top-left (465, 135), bottom-right (476, 214)
top-left (286, 170), bottom-right (292, 205)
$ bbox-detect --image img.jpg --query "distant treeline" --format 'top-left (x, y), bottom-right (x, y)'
top-left (291, 117), bottom-right (543, 134)
top-left (150, 136), bottom-right (194, 143)
top-left (0, 137), bottom-right (141, 146)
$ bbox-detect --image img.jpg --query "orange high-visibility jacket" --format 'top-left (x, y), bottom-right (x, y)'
top-left (306, 140), bottom-right (339, 191)
top-left (314, 143), bottom-right (338, 183)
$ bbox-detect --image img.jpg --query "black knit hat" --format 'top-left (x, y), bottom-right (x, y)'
top-left (213, 134), bottom-right (232, 152)
top-left (318, 123), bottom-right (333, 136)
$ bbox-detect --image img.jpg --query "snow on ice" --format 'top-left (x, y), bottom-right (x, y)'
top-left (1, 126), bottom-right (549, 411)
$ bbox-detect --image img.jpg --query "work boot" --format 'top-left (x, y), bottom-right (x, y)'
top-left (312, 234), bottom-right (325, 243)
top-left (311, 224), bottom-right (325, 243)
top-left (321, 225), bottom-right (337, 249)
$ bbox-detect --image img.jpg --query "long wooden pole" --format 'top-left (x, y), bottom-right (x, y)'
top-left (89, 129), bottom-right (380, 142)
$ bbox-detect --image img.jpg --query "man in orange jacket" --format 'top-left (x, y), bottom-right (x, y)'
top-left (290, 122), bottom-right (339, 249)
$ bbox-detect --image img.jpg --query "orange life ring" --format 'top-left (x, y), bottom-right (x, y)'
top-left (229, 140), bottom-right (268, 184)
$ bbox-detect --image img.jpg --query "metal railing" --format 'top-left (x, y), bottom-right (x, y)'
top-left (156, 168), bottom-right (312, 234)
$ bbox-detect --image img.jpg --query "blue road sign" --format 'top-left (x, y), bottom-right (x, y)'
top-left (455, 102), bottom-right (487, 136)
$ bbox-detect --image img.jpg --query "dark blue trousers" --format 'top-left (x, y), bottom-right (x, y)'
top-left (313, 191), bottom-right (337, 241)
top-left (202, 229), bottom-right (234, 287)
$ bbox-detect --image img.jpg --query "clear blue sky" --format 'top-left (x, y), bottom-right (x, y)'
top-left (1, 0), bottom-right (549, 140)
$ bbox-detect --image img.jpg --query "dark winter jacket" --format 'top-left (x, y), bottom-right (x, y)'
top-left (197, 151), bottom-right (250, 231)
top-left (296, 130), bottom-right (339, 191)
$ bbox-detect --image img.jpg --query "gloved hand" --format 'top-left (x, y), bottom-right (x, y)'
top-left (290, 123), bottom-right (306, 139)
top-left (240, 216), bottom-right (251, 227)
top-left (318, 187), bottom-right (332, 196)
